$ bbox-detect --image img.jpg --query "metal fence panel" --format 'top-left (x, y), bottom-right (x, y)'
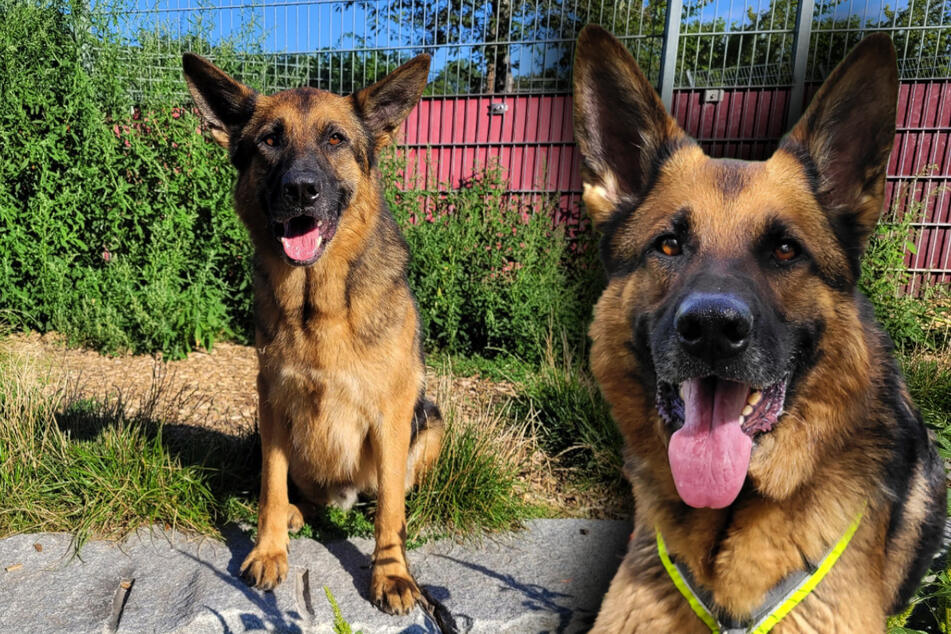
top-left (89, 0), bottom-right (951, 287)
top-left (91, 0), bottom-right (666, 98)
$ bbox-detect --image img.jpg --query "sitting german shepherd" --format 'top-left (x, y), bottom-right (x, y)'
top-left (572, 26), bottom-right (946, 631)
top-left (182, 54), bottom-right (443, 614)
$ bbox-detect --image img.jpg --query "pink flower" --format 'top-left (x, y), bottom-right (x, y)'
top-left (102, 249), bottom-right (111, 262)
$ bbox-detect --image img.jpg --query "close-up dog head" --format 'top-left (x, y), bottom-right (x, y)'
top-left (574, 26), bottom-right (898, 509)
top-left (183, 53), bottom-right (430, 266)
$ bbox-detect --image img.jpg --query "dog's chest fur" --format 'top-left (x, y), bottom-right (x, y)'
top-left (267, 346), bottom-right (376, 483)
top-left (253, 229), bottom-right (421, 484)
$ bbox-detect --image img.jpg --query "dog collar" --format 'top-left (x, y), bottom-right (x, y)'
top-left (655, 505), bottom-right (865, 634)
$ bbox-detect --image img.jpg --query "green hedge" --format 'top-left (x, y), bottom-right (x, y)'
top-left (3, 0), bottom-right (941, 363)
top-left (0, 0), bottom-right (598, 362)
top-left (389, 160), bottom-right (596, 362)
top-left (0, 0), bottom-right (253, 357)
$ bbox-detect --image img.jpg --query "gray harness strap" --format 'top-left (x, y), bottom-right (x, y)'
top-left (670, 556), bottom-right (816, 633)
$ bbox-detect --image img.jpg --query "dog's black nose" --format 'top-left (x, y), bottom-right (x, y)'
top-left (675, 293), bottom-right (752, 362)
top-left (281, 172), bottom-right (320, 206)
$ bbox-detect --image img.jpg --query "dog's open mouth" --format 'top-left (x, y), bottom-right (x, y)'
top-left (272, 215), bottom-right (337, 264)
top-left (656, 376), bottom-right (786, 509)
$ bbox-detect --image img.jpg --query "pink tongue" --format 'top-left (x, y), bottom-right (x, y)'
top-left (668, 377), bottom-right (752, 508)
top-left (281, 221), bottom-right (321, 262)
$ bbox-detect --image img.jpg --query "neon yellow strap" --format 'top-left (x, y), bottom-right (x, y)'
top-left (748, 505), bottom-right (866, 633)
top-left (656, 503), bottom-right (865, 634)
top-left (656, 529), bottom-right (721, 633)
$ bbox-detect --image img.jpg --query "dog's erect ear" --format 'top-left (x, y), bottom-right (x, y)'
top-left (353, 54), bottom-right (431, 150)
top-left (779, 34), bottom-right (898, 269)
top-left (572, 25), bottom-right (689, 227)
top-left (182, 53), bottom-right (257, 148)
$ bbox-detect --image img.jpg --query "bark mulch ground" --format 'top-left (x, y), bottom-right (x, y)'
top-left (3, 331), bottom-right (628, 519)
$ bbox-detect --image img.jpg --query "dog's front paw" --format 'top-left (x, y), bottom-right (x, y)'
top-left (370, 567), bottom-right (421, 615)
top-left (240, 547), bottom-right (288, 591)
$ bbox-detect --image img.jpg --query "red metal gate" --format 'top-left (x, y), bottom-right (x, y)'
top-left (399, 83), bottom-right (951, 289)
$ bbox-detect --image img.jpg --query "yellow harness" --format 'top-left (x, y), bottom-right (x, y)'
top-left (656, 507), bottom-right (865, 634)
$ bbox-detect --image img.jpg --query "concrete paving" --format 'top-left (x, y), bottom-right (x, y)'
top-left (0, 519), bottom-right (630, 633)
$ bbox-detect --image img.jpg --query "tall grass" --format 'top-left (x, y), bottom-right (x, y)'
top-left (406, 374), bottom-right (543, 538)
top-left (860, 171), bottom-right (950, 352)
top-left (0, 343), bottom-right (542, 545)
top-left (511, 337), bottom-right (622, 487)
top-left (0, 348), bottom-right (220, 545)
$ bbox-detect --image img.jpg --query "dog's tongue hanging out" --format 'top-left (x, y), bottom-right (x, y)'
top-left (668, 377), bottom-right (752, 508)
top-left (281, 216), bottom-right (321, 262)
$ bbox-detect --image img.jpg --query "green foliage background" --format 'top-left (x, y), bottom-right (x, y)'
top-left (0, 0), bottom-right (946, 361)
top-left (0, 0), bottom-right (253, 357)
top-left (0, 0), bottom-right (599, 363)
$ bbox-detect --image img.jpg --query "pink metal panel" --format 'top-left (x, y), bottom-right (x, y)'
top-left (394, 84), bottom-right (950, 286)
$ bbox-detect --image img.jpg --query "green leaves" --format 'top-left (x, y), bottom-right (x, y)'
top-left (859, 174), bottom-right (948, 353)
top-left (388, 158), bottom-right (598, 364)
top-left (0, 1), bottom-right (251, 357)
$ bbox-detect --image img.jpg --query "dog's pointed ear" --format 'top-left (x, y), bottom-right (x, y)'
top-left (182, 53), bottom-right (257, 148)
top-left (572, 25), bottom-right (689, 228)
top-left (779, 34), bottom-right (898, 265)
top-left (353, 54), bottom-right (430, 150)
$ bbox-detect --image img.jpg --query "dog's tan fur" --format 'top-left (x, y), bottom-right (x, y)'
top-left (573, 26), bottom-right (945, 632)
top-left (183, 54), bottom-right (442, 614)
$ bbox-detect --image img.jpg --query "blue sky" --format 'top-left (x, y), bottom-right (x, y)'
top-left (107, 0), bottom-right (922, 77)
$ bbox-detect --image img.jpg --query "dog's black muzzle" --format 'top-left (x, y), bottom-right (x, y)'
top-left (648, 273), bottom-right (790, 389)
top-left (264, 161), bottom-right (349, 266)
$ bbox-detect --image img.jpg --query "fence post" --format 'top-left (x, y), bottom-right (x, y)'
top-left (658, 0), bottom-right (683, 111)
top-left (787, 0), bottom-right (815, 129)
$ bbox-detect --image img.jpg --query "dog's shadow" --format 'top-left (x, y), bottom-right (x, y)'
top-left (218, 527), bottom-right (453, 633)
top-left (56, 395), bottom-right (457, 632)
top-left (178, 530), bottom-right (305, 633)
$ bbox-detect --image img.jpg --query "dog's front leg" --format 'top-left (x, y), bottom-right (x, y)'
top-left (241, 376), bottom-right (295, 591)
top-left (369, 397), bottom-right (420, 615)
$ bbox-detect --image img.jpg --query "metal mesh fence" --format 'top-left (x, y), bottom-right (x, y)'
top-left (91, 1), bottom-right (951, 94)
top-left (91, 0), bottom-right (666, 99)
top-left (88, 0), bottom-right (951, 286)
top-left (674, 0), bottom-right (797, 88)
top-left (808, 0), bottom-right (951, 81)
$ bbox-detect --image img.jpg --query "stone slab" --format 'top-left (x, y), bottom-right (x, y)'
top-left (0, 519), bottom-right (630, 633)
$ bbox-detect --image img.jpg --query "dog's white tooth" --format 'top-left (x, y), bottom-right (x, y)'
top-left (317, 220), bottom-right (323, 228)
top-left (748, 391), bottom-right (762, 406)
top-left (742, 405), bottom-right (754, 416)
top-left (315, 235), bottom-right (323, 249)
top-left (679, 384), bottom-right (685, 400)
top-left (738, 414), bottom-right (746, 425)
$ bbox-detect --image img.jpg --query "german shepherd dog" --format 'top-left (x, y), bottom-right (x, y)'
top-left (573, 26), bottom-right (946, 631)
top-left (182, 54), bottom-right (443, 614)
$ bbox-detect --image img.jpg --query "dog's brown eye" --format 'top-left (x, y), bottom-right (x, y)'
top-left (328, 133), bottom-right (344, 146)
top-left (659, 236), bottom-right (682, 257)
top-left (774, 240), bottom-right (800, 262)
top-left (263, 134), bottom-right (279, 147)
